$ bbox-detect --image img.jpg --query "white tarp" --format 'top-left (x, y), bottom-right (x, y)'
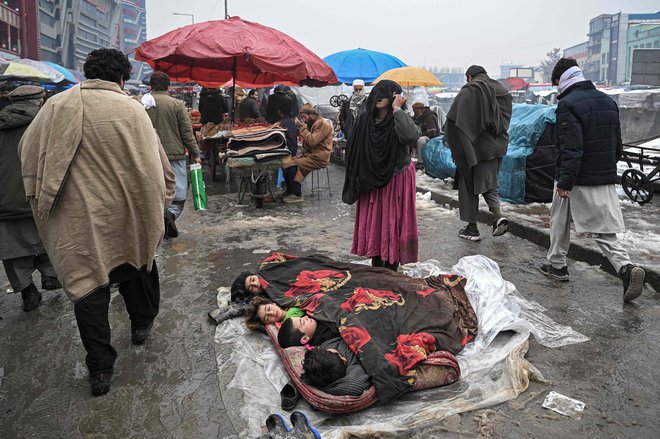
top-left (214, 255), bottom-right (588, 438)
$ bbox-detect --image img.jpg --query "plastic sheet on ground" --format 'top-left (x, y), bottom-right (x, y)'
top-left (214, 255), bottom-right (588, 438)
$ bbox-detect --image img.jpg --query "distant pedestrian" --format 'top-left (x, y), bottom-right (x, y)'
top-left (199, 87), bottom-right (228, 124)
top-left (444, 65), bottom-right (512, 241)
top-left (238, 89), bottom-right (260, 120)
top-left (339, 78), bottom-right (368, 141)
top-left (411, 101), bottom-right (441, 170)
top-left (146, 71), bottom-right (201, 238)
top-left (539, 58), bottom-right (645, 302)
top-left (343, 80), bottom-right (420, 271)
top-left (281, 104), bottom-right (333, 204)
top-left (18, 48), bottom-right (175, 396)
top-left (0, 85), bottom-right (61, 311)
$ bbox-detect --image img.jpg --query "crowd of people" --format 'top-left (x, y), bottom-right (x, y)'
top-left (0, 45), bottom-right (647, 404)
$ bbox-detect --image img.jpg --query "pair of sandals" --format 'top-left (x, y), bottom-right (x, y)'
top-left (258, 411), bottom-right (320, 439)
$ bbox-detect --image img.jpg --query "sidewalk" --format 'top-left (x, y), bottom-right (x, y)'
top-left (416, 172), bottom-right (660, 292)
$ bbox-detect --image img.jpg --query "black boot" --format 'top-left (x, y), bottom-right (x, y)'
top-left (371, 256), bottom-right (384, 267)
top-left (131, 320), bottom-right (154, 345)
top-left (21, 283), bottom-right (42, 312)
top-left (620, 264), bottom-right (645, 303)
top-left (41, 275), bottom-right (62, 290)
top-left (164, 211), bottom-right (179, 239)
top-left (90, 369), bottom-right (113, 397)
top-left (383, 261), bottom-right (400, 272)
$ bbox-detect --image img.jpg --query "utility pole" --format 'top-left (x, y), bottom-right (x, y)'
top-left (225, 0), bottom-right (229, 18)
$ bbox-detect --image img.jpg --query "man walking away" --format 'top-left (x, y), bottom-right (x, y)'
top-left (412, 101), bottom-right (441, 170)
top-left (18, 49), bottom-right (175, 396)
top-left (146, 72), bottom-right (201, 238)
top-left (539, 58), bottom-right (645, 302)
top-left (445, 65), bottom-right (512, 241)
top-left (0, 85), bottom-right (61, 311)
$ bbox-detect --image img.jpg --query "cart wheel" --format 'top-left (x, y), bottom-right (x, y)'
top-left (621, 168), bottom-right (653, 204)
top-left (329, 95), bottom-right (339, 107)
top-left (337, 94), bottom-right (349, 107)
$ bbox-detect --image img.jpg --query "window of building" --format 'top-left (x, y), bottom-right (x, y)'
top-left (646, 43), bottom-right (652, 48)
top-left (0, 24), bottom-right (8, 51)
top-left (654, 41), bottom-right (659, 48)
top-left (9, 25), bottom-right (18, 53)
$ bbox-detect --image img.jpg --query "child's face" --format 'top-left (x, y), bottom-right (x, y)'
top-left (291, 316), bottom-right (317, 339)
top-left (245, 275), bottom-right (263, 294)
top-left (257, 303), bottom-right (285, 324)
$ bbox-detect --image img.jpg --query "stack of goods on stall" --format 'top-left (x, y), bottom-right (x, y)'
top-left (224, 125), bottom-right (291, 162)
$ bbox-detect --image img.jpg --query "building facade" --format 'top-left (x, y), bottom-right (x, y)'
top-left (0, 0), bottom-right (39, 60)
top-left (563, 41), bottom-right (588, 68)
top-left (121, 0), bottom-right (149, 83)
top-left (583, 11), bottom-right (660, 84)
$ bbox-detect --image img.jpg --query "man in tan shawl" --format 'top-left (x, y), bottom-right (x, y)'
top-left (445, 65), bottom-right (512, 242)
top-left (281, 103), bottom-right (333, 204)
top-left (18, 49), bottom-right (175, 397)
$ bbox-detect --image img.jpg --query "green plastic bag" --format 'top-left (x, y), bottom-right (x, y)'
top-left (190, 163), bottom-right (207, 211)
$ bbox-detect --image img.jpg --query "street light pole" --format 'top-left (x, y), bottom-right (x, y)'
top-left (225, 0), bottom-right (229, 18)
top-left (172, 13), bottom-right (195, 24)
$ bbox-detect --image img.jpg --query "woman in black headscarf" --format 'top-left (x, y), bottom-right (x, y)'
top-left (342, 80), bottom-right (420, 271)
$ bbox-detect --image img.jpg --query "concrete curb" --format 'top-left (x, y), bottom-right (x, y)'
top-left (416, 186), bottom-right (660, 292)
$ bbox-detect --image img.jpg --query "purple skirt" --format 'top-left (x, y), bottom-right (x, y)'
top-left (351, 161), bottom-right (419, 265)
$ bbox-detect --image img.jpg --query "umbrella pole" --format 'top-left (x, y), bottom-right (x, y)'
top-left (231, 57), bottom-right (237, 126)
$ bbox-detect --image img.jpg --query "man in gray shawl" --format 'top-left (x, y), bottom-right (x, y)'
top-left (444, 65), bottom-right (512, 241)
top-left (0, 85), bottom-right (61, 311)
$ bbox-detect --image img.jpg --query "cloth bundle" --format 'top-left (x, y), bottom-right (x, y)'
top-left (226, 125), bottom-right (291, 162)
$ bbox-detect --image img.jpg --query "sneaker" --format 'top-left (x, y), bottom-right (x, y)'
top-left (538, 264), bottom-right (570, 281)
top-left (620, 264), bottom-right (645, 303)
top-left (131, 321), bottom-right (154, 345)
top-left (20, 283), bottom-right (42, 312)
top-left (458, 226), bottom-right (481, 241)
top-left (41, 275), bottom-right (62, 291)
top-left (276, 190), bottom-right (291, 200)
top-left (492, 217), bottom-right (509, 236)
top-left (90, 369), bottom-right (113, 397)
top-left (283, 194), bottom-right (304, 204)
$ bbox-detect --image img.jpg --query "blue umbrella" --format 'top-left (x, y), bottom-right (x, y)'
top-left (42, 61), bottom-right (80, 84)
top-left (322, 48), bottom-right (406, 84)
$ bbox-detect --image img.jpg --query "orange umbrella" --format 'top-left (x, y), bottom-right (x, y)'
top-left (373, 66), bottom-right (442, 87)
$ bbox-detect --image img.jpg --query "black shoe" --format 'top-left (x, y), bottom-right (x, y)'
top-left (383, 261), bottom-right (399, 272)
top-left (41, 275), bottom-right (62, 291)
top-left (620, 264), bottom-right (645, 303)
top-left (20, 283), bottom-right (42, 312)
top-left (289, 411), bottom-right (321, 438)
top-left (538, 264), bottom-right (570, 281)
top-left (415, 162), bottom-right (424, 171)
top-left (265, 413), bottom-right (291, 435)
top-left (280, 381), bottom-right (300, 411)
top-left (371, 256), bottom-right (384, 267)
top-left (492, 217), bottom-right (509, 236)
top-left (90, 369), bottom-right (113, 397)
top-left (131, 321), bottom-right (154, 345)
top-left (458, 226), bottom-right (481, 241)
top-left (164, 211), bottom-right (179, 239)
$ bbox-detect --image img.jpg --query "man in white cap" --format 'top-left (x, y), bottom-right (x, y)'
top-left (339, 79), bottom-right (368, 140)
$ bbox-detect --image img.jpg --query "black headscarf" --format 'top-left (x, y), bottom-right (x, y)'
top-left (342, 80), bottom-right (405, 205)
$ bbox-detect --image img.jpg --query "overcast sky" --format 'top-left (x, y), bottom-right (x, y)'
top-left (147, 0), bottom-right (659, 75)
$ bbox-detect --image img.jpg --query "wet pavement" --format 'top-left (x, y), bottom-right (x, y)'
top-left (0, 164), bottom-right (658, 438)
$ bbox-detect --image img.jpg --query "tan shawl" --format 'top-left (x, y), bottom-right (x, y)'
top-left (18, 79), bottom-right (175, 301)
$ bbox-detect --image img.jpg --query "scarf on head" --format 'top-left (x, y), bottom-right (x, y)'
top-left (558, 66), bottom-right (586, 95)
top-left (342, 80), bottom-right (404, 205)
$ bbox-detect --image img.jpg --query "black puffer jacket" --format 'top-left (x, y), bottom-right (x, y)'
top-left (555, 81), bottom-right (622, 190)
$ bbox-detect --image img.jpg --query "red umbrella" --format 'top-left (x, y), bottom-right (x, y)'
top-left (135, 16), bottom-right (337, 87)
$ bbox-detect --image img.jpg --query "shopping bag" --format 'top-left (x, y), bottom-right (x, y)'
top-left (190, 163), bottom-right (207, 211)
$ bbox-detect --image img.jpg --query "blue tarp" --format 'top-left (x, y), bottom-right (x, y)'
top-left (423, 104), bottom-right (557, 203)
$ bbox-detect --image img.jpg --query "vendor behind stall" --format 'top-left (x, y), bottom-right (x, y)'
top-left (199, 87), bottom-right (228, 124)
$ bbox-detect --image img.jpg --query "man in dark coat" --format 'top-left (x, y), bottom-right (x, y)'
top-left (445, 65), bottom-right (512, 241)
top-left (412, 102), bottom-right (441, 170)
top-left (238, 89), bottom-right (260, 120)
top-left (0, 85), bottom-right (61, 311)
top-left (199, 87), bottom-right (228, 124)
top-left (538, 58), bottom-right (645, 302)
